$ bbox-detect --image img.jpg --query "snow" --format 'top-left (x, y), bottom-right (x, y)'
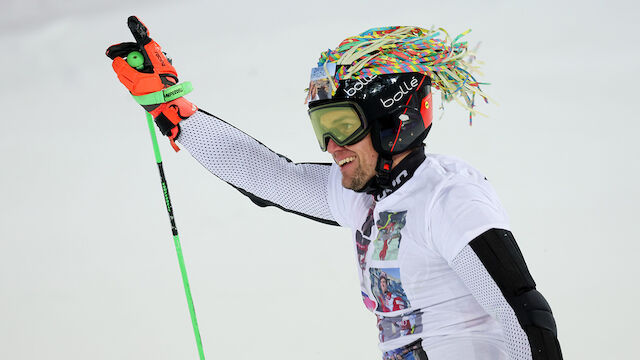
top-left (1, 0), bottom-right (639, 359)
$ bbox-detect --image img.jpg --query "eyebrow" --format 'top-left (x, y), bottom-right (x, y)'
top-left (323, 114), bottom-right (357, 126)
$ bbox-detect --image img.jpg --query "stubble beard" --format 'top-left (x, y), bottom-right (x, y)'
top-left (343, 161), bottom-right (375, 191)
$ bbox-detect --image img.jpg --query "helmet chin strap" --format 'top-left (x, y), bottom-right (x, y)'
top-left (356, 146), bottom-right (427, 198)
top-left (356, 153), bottom-right (394, 194)
top-left (374, 154), bottom-right (394, 187)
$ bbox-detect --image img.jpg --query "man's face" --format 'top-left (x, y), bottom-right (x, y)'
top-left (380, 277), bottom-right (388, 293)
top-left (327, 134), bottom-right (378, 191)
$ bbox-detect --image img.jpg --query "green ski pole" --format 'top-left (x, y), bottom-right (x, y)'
top-left (145, 111), bottom-right (206, 360)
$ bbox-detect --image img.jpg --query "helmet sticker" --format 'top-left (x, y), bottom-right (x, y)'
top-left (420, 93), bottom-right (433, 128)
top-left (305, 62), bottom-right (336, 104)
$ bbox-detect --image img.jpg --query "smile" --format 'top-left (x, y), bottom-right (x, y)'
top-left (338, 156), bottom-right (356, 166)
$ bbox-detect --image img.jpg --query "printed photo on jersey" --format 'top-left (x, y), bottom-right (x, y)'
top-left (369, 267), bottom-right (411, 312)
top-left (377, 310), bottom-right (423, 343)
top-left (362, 291), bottom-right (377, 312)
top-left (356, 204), bottom-right (376, 271)
top-left (372, 210), bottom-right (407, 261)
top-left (356, 229), bottom-right (371, 272)
top-left (382, 338), bottom-right (427, 360)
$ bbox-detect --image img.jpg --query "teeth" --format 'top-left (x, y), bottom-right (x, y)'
top-left (338, 157), bottom-right (356, 166)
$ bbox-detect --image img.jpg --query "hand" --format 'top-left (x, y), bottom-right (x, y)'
top-left (106, 16), bottom-right (196, 151)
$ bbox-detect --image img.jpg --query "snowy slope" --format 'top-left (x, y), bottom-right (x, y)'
top-left (1, 0), bottom-right (638, 359)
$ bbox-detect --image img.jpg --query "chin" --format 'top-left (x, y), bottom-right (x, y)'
top-left (342, 175), bottom-right (372, 192)
top-left (341, 178), bottom-right (355, 190)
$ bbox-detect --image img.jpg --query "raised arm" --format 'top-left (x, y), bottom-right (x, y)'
top-left (105, 17), bottom-right (337, 225)
top-left (177, 110), bottom-right (338, 225)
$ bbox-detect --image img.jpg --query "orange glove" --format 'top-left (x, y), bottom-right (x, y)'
top-left (106, 16), bottom-right (196, 151)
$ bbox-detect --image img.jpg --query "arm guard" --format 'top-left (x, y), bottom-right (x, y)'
top-left (452, 229), bottom-right (563, 360)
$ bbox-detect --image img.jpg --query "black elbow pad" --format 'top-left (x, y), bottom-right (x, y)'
top-left (469, 229), bottom-right (563, 360)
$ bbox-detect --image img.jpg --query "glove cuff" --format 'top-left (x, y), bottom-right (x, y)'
top-left (151, 97), bottom-right (198, 152)
top-left (133, 82), bottom-right (194, 105)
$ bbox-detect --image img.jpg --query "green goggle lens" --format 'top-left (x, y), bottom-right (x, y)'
top-left (308, 102), bottom-right (367, 151)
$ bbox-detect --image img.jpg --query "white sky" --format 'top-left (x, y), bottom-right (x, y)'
top-left (1, 0), bottom-right (638, 359)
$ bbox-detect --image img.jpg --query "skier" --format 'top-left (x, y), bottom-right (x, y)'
top-left (376, 271), bottom-right (406, 313)
top-left (374, 211), bottom-right (407, 261)
top-left (106, 17), bottom-right (563, 360)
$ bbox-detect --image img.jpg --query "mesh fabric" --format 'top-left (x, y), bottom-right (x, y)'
top-left (452, 245), bottom-right (533, 360)
top-left (177, 111), bottom-right (335, 223)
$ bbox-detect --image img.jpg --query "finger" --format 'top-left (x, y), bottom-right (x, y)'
top-left (142, 40), bottom-right (177, 77)
top-left (127, 16), bottom-right (152, 46)
top-left (126, 16), bottom-right (155, 72)
top-left (105, 42), bottom-right (140, 60)
top-left (112, 57), bottom-right (141, 90)
top-left (112, 57), bottom-right (164, 95)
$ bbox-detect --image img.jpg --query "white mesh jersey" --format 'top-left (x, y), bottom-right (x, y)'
top-left (327, 151), bottom-right (529, 359)
top-left (176, 111), bottom-right (533, 360)
top-left (451, 246), bottom-right (532, 360)
top-left (177, 111), bottom-right (335, 224)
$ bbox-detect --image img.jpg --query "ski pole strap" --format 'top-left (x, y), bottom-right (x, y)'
top-left (132, 81), bottom-right (194, 105)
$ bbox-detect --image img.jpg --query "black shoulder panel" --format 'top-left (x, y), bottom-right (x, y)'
top-left (469, 229), bottom-right (563, 360)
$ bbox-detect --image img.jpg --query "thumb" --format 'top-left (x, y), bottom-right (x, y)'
top-left (128, 16), bottom-right (152, 46)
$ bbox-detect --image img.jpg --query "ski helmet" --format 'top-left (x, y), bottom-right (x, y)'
top-left (308, 72), bottom-right (433, 158)
top-left (306, 26), bottom-right (488, 180)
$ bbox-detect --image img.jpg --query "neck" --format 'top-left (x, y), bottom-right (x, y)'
top-left (359, 146), bottom-right (427, 200)
top-left (391, 151), bottom-right (412, 169)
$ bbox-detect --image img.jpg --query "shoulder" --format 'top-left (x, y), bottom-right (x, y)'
top-left (417, 153), bottom-right (493, 203)
top-left (423, 153), bottom-right (488, 183)
top-left (420, 153), bottom-right (510, 261)
top-left (383, 151), bottom-right (493, 218)
top-left (404, 153), bottom-right (492, 209)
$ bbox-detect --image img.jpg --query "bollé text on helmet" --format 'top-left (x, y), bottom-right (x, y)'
top-left (380, 77), bottom-right (419, 108)
top-left (345, 74), bottom-right (378, 96)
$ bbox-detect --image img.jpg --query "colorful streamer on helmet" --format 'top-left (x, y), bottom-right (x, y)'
top-left (314, 26), bottom-right (490, 123)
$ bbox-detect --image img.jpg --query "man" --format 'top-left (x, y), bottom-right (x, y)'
top-left (107, 17), bottom-right (563, 360)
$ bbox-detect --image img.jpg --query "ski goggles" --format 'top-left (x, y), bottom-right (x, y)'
top-left (308, 101), bottom-right (369, 151)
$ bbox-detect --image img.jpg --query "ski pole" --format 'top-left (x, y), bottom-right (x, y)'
top-left (144, 112), bottom-right (206, 360)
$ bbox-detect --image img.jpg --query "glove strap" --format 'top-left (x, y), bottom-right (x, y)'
top-left (132, 81), bottom-right (194, 105)
top-left (149, 97), bottom-right (198, 153)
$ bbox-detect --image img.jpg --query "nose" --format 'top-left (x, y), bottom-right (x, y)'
top-left (326, 138), bottom-right (343, 154)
